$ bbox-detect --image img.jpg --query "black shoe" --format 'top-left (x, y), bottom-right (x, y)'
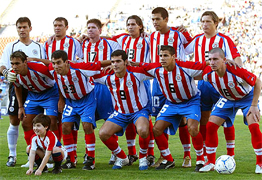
top-left (61, 157), bottom-right (76, 169)
top-left (195, 163), bottom-right (204, 172)
top-left (82, 156), bottom-right (95, 170)
top-left (147, 155), bottom-right (155, 166)
top-left (6, 156), bottom-right (16, 167)
top-left (83, 154), bottom-right (87, 164)
top-left (155, 160), bottom-right (175, 170)
top-left (33, 165), bottom-right (48, 173)
top-left (128, 154), bottom-right (138, 166)
top-left (52, 166), bottom-right (62, 174)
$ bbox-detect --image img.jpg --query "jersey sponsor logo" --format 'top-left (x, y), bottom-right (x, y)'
top-left (72, 76), bottom-right (79, 82)
top-left (168, 37), bottom-right (174, 43)
top-left (98, 44), bottom-right (104, 50)
top-left (63, 43), bottom-right (69, 48)
top-left (176, 75), bottom-right (182, 82)
top-left (126, 80), bottom-right (133, 88)
top-left (32, 49), bottom-right (39, 56)
top-left (136, 42), bottom-right (143, 49)
top-left (212, 42), bottom-right (219, 48)
top-left (228, 81), bottom-right (235, 88)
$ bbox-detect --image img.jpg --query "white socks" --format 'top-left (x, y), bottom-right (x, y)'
top-left (7, 124), bottom-right (19, 157)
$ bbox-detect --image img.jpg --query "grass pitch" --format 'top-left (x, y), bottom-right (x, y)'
top-left (0, 115), bottom-right (261, 180)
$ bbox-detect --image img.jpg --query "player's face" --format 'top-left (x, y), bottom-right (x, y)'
top-left (111, 56), bottom-right (127, 74)
top-left (16, 22), bottom-right (31, 39)
top-left (87, 23), bottom-right (101, 39)
top-left (11, 57), bottom-right (27, 75)
top-left (51, 58), bottom-right (68, 75)
top-left (33, 123), bottom-right (47, 137)
top-left (126, 19), bottom-right (141, 38)
top-left (151, 13), bottom-right (168, 32)
top-left (159, 50), bottom-right (175, 68)
top-left (53, 20), bottom-right (68, 38)
top-left (201, 15), bottom-right (217, 34)
top-left (209, 52), bottom-right (225, 71)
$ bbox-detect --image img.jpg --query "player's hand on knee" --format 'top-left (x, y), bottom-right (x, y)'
top-left (2, 68), bottom-right (17, 82)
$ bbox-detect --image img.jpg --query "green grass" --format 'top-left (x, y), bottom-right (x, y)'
top-left (0, 115), bottom-right (261, 180)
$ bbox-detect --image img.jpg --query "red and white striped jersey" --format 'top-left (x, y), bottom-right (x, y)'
top-left (142, 61), bottom-right (206, 103)
top-left (202, 64), bottom-right (256, 101)
top-left (30, 131), bottom-right (60, 151)
top-left (44, 35), bottom-right (83, 61)
top-left (49, 61), bottom-right (101, 100)
top-left (150, 27), bottom-right (192, 63)
top-left (82, 38), bottom-right (121, 62)
top-left (112, 33), bottom-right (150, 63)
top-left (14, 62), bottom-right (55, 93)
top-left (93, 66), bottom-right (154, 114)
top-left (185, 33), bottom-right (240, 62)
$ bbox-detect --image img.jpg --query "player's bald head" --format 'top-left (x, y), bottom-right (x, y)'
top-left (209, 47), bottom-right (225, 59)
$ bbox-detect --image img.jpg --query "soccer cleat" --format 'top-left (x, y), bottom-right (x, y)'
top-left (108, 154), bottom-right (116, 165)
top-left (151, 156), bottom-right (165, 168)
top-left (6, 156), bottom-right (16, 167)
top-left (61, 157), bottom-right (76, 169)
top-left (182, 156), bottom-right (191, 168)
top-left (139, 157), bottom-right (148, 170)
top-left (83, 154), bottom-right (87, 164)
top-left (146, 155), bottom-right (155, 167)
top-left (127, 154), bottom-right (138, 166)
top-left (199, 162), bottom-right (215, 172)
top-left (52, 166), bottom-right (62, 174)
top-left (255, 164), bottom-right (262, 174)
top-left (33, 165), bottom-right (48, 173)
top-left (195, 160), bottom-right (205, 172)
top-left (155, 160), bottom-right (175, 170)
top-left (46, 163), bottom-right (54, 168)
top-left (21, 160), bottom-right (37, 167)
top-left (82, 156), bottom-right (95, 170)
top-left (112, 157), bottom-right (129, 169)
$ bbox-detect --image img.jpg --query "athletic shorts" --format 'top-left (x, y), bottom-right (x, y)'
top-left (107, 106), bottom-right (150, 136)
top-left (24, 86), bottom-right (59, 116)
top-left (156, 94), bottom-right (201, 135)
top-left (151, 78), bottom-right (166, 116)
top-left (198, 80), bottom-right (220, 111)
top-left (8, 84), bottom-right (28, 115)
top-left (62, 90), bottom-right (96, 130)
top-left (94, 83), bottom-right (114, 121)
top-left (211, 89), bottom-right (257, 127)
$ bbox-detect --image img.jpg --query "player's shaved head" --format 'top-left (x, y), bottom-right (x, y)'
top-left (209, 47), bottom-right (225, 59)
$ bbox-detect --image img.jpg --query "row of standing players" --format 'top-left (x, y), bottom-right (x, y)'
top-left (0, 7), bottom-right (261, 175)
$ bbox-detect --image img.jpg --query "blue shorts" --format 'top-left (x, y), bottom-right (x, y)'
top-left (211, 89), bottom-right (257, 127)
top-left (151, 78), bottom-right (167, 116)
top-left (198, 80), bottom-right (220, 111)
top-left (107, 107), bottom-right (150, 136)
top-left (62, 90), bottom-right (96, 130)
top-left (24, 86), bottom-right (59, 116)
top-left (156, 94), bottom-right (201, 135)
top-left (94, 83), bottom-right (114, 121)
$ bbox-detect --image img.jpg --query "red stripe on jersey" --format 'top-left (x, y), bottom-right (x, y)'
top-left (59, 75), bottom-right (70, 99)
top-left (67, 71), bottom-right (80, 100)
top-left (209, 36), bottom-right (215, 52)
top-left (27, 72), bottom-right (43, 92)
top-left (140, 39), bottom-right (146, 63)
top-left (172, 32), bottom-right (178, 55)
top-left (214, 74), bottom-right (224, 96)
top-left (67, 38), bottom-right (73, 60)
top-left (201, 37), bottom-right (206, 62)
top-left (123, 74), bottom-right (134, 113)
top-left (163, 70), bottom-right (176, 102)
top-left (103, 39), bottom-right (108, 61)
top-left (115, 76), bottom-right (125, 113)
top-left (222, 73), bottom-right (238, 99)
top-left (130, 73), bottom-right (143, 110)
top-left (52, 40), bottom-right (57, 59)
top-left (177, 67), bottom-right (191, 100)
top-left (194, 38), bottom-right (200, 62)
top-left (75, 70), bottom-right (86, 97)
top-left (133, 38), bottom-right (139, 61)
top-left (107, 77), bottom-right (118, 112)
top-left (20, 76), bottom-right (33, 91)
top-left (60, 38), bottom-right (65, 50)
top-left (45, 43), bottom-right (50, 59)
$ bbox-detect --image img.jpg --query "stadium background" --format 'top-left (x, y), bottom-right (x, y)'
top-left (0, 0), bottom-right (261, 115)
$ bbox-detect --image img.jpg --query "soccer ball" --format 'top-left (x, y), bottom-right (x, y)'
top-left (214, 155), bottom-right (236, 174)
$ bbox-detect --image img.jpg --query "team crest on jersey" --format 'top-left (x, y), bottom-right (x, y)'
top-left (212, 43), bottom-right (219, 48)
top-left (31, 76), bottom-right (37, 81)
top-left (63, 43), bottom-right (69, 48)
top-left (176, 75), bottom-right (182, 82)
top-left (136, 43), bottom-right (143, 49)
top-left (32, 49), bottom-right (38, 56)
top-left (126, 80), bottom-right (133, 88)
top-left (228, 81), bottom-right (235, 88)
top-left (98, 44), bottom-right (104, 50)
top-left (168, 37), bottom-right (174, 43)
top-left (72, 76), bottom-right (79, 82)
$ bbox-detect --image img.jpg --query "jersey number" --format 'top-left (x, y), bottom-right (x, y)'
top-left (169, 83), bottom-right (176, 93)
top-left (119, 90), bottom-right (126, 100)
top-left (222, 89), bottom-right (231, 97)
top-left (127, 49), bottom-right (135, 59)
top-left (88, 52), bottom-right (97, 62)
top-left (63, 85), bottom-right (76, 94)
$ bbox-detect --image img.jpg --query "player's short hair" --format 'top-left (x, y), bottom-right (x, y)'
top-left (209, 47), bottom-right (225, 58)
top-left (111, 50), bottom-right (128, 61)
top-left (16, 17), bottom-right (31, 27)
top-left (201, 11), bottom-right (219, 28)
top-left (51, 50), bottom-right (68, 62)
top-left (152, 7), bottom-right (168, 19)
top-left (160, 45), bottom-right (176, 56)
top-left (126, 15), bottom-right (144, 34)
top-left (87, 19), bottom-right (102, 29)
top-left (33, 113), bottom-right (51, 129)
top-left (53, 17), bottom-right (68, 27)
top-left (10, 51), bottom-right (28, 62)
